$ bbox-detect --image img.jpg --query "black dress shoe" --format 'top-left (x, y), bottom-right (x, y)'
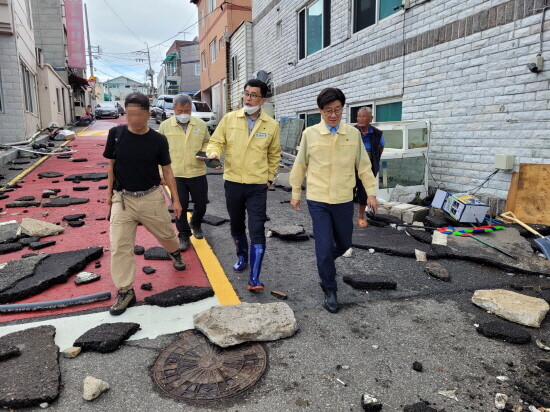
top-left (192, 225), bottom-right (204, 239)
top-left (320, 284), bottom-right (339, 313)
top-left (178, 234), bottom-right (190, 251)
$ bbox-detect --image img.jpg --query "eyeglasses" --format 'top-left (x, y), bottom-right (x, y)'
top-left (322, 108), bottom-right (343, 116)
top-left (244, 92), bottom-right (262, 99)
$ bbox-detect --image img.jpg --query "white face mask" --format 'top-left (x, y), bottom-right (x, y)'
top-left (243, 105), bottom-right (261, 115)
top-left (176, 113), bottom-right (190, 123)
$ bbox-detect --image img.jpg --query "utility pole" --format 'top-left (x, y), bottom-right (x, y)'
top-left (84, 3), bottom-right (96, 108)
top-left (136, 43), bottom-right (154, 96)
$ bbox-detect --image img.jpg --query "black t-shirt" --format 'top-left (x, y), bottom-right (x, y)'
top-left (103, 126), bottom-right (171, 192)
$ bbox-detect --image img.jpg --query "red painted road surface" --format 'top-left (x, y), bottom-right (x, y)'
top-left (0, 118), bottom-right (211, 323)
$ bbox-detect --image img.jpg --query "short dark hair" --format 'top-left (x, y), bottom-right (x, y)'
top-left (125, 92), bottom-right (149, 111)
top-left (317, 88), bottom-right (346, 109)
top-left (244, 79), bottom-right (268, 98)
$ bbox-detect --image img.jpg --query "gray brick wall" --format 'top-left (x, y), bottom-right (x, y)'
top-left (0, 35), bottom-right (26, 144)
top-left (252, 0), bottom-right (550, 199)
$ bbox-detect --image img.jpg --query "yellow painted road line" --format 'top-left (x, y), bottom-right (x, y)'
top-left (2, 139), bottom-right (72, 189)
top-left (76, 130), bottom-right (108, 137)
top-left (187, 212), bottom-right (240, 306)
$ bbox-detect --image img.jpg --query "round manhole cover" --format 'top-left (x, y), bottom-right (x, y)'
top-left (152, 329), bottom-right (268, 402)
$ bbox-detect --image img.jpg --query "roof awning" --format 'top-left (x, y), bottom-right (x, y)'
top-left (163, 52), bottom-right (178, 64)
top-left (69, 72), bottom-right (90, 87)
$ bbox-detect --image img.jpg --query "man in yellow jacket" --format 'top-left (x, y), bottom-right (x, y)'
top-left (159, 94), bottom-right (210, 251)
top-left (207, 79), bottom-right (281, 290)
top-left (289, 88), bottom-right (379, 313)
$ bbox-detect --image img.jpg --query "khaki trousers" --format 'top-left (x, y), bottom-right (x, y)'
top-left (109, 188), bottom-right (179, 290)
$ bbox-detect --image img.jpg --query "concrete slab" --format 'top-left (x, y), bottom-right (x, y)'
top-left (0, 325), bottom-right (60, 409)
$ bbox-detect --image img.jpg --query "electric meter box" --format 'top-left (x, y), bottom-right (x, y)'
top-left (432, 189), bottom-right (490, 223)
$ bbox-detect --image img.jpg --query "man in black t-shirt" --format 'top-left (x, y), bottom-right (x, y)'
top-left (103, 92), bottom-right (185, 316)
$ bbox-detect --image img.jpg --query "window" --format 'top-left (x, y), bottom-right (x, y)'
top-left (25, 0), bottom-right (32, 28)
top-left (353, 0), bottom-right (402, 33)
top-left (207, 0), bottom-right (215, 13)
top-left (219, 38), bottom-right (224, 50)
top-left (209, 39), bottom-right (217, 62)
top-left (231, 55), bottom-right (238, 81)
top-left (375, 101), bottom-right (402, 122)
top-left (298, 0), bottom-right (330, 59)
top-left (299, 112), bottom-right (322, 128)
top-left (56, 88), bottom-right (61, 113)
top-left (276, 21), bottom-right (282, 40)
top-left (194, 63), bottom-right (200, 76)
top-left (349, 104), bottom-right (373, 123)
top-left (201, 51), bottom-right (206, 70)
top-left (20, 62), bottom-right (37, 114)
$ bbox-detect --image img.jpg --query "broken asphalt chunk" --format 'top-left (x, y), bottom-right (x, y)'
top-left (142, 266), bottom-right (156, 275)
top-left (64, 173), bottom-right (107, 182)
top-left (0, 220), bottom-right (21, 244)
top-left (134, 245), bottom-right (145, 255)
top-left (537, 359), bottom-right (550, 373)
top-left (62, 213), bottom-right (86, 222)
top-left (70, 158), bottom-right (87, 163)
top-left (43, 197), bottom-right (89, 207)
top-left (0, 242), bottom-right (24, 255)
top-left (193, 302), bottom-right (297, 348)
top-left (472, 289), bottom-right (550, 328)
top-left (271, 290), bottom-right (288, 300)
top-left (72, 187), bottom-right (89, 191)
top-left (201, 214), bottom-right (229, 226)
top-left (476, 320), bottom-right (532, 344)
top-left (424, 262), bottom-right (451, 282)
top-left (343, 274), bottom-right (397, 290)
top-left (68, 220), bottom-right (85, 228)
top-left (141, 283), bottom-right (153, 291)
top-left (144, 286), bottom-right (214, 307)
top-left (412, 361), bottom-right (423, 372)
top-left (269, 224), bottom-right (309, 240)
top-left (144, 246), bottom-right (170, 260)
top-left (0, 326), bottom-right (60, 409)
top-left (0, 345), bottom-right (21, 361)
top-left (0, 247), bottom-right (103, 304)
top-left (361, 393), bottom-right (383, 412)
top-left (403, 402), bottom-right (437, 412)
top-left (6, 200), bottom-right (41, 208)
top-left (0, 254), bottom-right (48, 293)
top-left (29, 240), bottom-right (56, 250)
top-left (38, 171), bottom-right (64, 178)
top-left (73, 322), bottom-right (140, 353)
top-left (14, 196), bottom-right (35, 202)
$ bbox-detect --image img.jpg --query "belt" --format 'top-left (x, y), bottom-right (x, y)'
top-left (120, 186), bottom-right (159, 198)
top-left (118, 186), bottom-right (159, 210)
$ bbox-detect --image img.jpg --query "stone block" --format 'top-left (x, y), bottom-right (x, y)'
top-left (389, 203), bottom-right (417, 220)
top-left (424, 262), bottom-right (451, 281)
top-left (82, 376), bottom-right (109, 401)
top-left (472, 289), bottom-right (549, 327)
top-left (194, 302), bottom-right (298, 347)
top-left (402, 205), bottom-right (430, 224)
top-left (20, 218), bottom-right (64, 237)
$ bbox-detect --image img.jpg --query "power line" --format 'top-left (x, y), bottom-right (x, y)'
top-left (101, 0), bottom-right (145, 45)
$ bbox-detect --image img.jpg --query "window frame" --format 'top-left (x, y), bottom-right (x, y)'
top-left (201, 51), bottom-right (206, 70)
top-left (231, 55), bottom-right (238, 81)
top-left (20, 61), bottom-right (37, 114)
top-left (209, 38), bottom-right (217, 63)
top-left (194, 63), bottom-right (201, 76)
top-left (207, 0), bottom-right (215, 13)
top-left (298, 110), bottom-right (322, 128)
top-left (56, 87), bottom-right (61, 113)
top-left (347, 101), bottom-right (374, 124)
top-left (276, 20), bottom-right (282, 40)
top-left (351, 0), bottom-right (404, 35)
top-left (298, 0), bottom-right (331, 60)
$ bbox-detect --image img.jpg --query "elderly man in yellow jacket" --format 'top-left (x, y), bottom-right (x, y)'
top-left (207, 79), bottom-right (281, 291)
top-left (159, 94), bottom-right (210, 251)
top-left (289, 88), bottom-right (378, 313)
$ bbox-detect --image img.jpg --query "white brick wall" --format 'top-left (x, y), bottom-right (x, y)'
top-left (252, 0), bottom-right (550, 199)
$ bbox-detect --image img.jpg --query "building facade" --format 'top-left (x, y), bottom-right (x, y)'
top-left (0, 0), bottom-right (40, 143)
top-left (252, 0), bottom-right (550, 200)
top-left (103, 76), bottom-right (148, 102)
top-left (191, 0), bottom-right (252, 118)
top-left (229, 21), bottom-right (254, 110)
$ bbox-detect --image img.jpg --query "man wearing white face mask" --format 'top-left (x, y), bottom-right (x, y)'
top-left (159, 94), bottom-right (210, 251)
top-left (207, 79), bottom-right (281, 291)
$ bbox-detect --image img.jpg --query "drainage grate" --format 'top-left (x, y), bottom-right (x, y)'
top-left (152, 329), bottom-right (268, 402)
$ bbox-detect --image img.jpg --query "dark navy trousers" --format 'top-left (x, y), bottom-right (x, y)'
top-left (175, 175), bottom-right (208, 237)
top-left (307, 200), bottom-right (354, 291)
top-left (224, 180), bottom-right (268, 244)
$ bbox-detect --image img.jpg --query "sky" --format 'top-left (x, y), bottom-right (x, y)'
top-left (84, 0), bottom-right (198, 85)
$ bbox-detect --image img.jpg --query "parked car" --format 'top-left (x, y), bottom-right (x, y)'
top-left (154, 95), bottom-right (218, 132)
top-left (95, 102), bottom-right (119, 119)
top-left (116, 102), bottom-right (125, 116)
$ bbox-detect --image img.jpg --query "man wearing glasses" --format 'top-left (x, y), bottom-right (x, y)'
top-left (207, 79), bottom-right (281, 291)
top-left (289, 88), bottom-right (378, 313)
